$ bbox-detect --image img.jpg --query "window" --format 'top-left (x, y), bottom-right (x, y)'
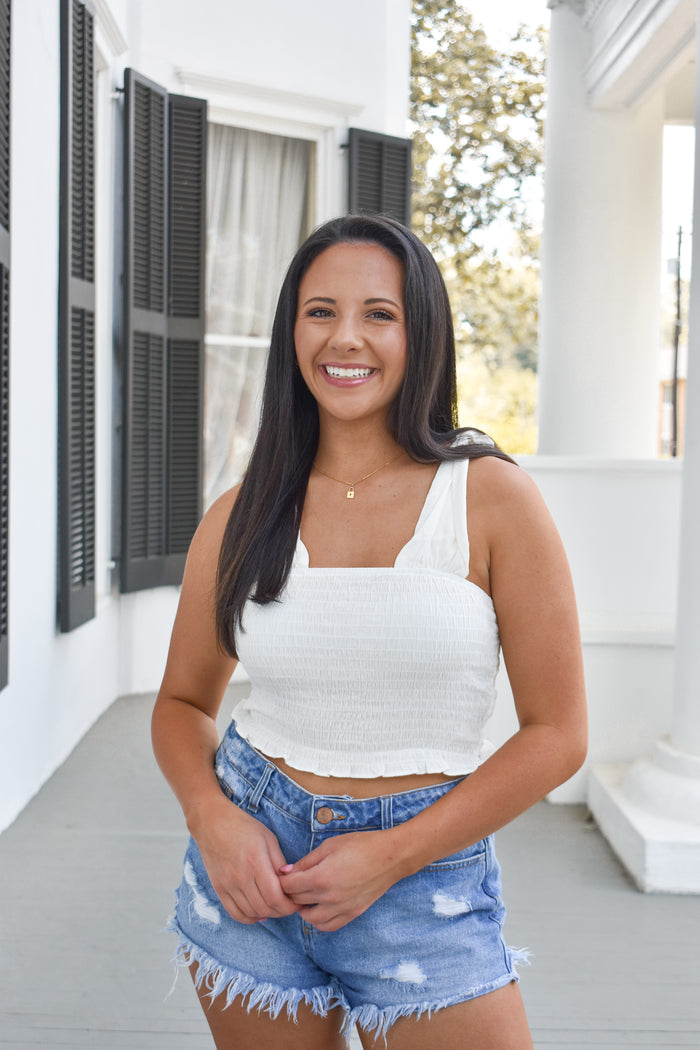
top-left (119, 70), bottom-right (207, 592)
top-left (205, 124), bottom-right (311, 504)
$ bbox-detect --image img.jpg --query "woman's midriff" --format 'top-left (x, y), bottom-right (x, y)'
top-left (264, 753), bottom-right (456, 799)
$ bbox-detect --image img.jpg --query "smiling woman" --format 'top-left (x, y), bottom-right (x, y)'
top-left (152, 215), bottom-right (587, 1050)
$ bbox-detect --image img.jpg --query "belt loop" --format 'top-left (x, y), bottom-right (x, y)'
top-left (248, 762), bottom-right (273, 812)
top-left (380, 795), bottom-right (393, 830)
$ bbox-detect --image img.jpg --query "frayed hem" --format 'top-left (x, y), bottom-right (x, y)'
top-left (166, 916), bottom-right (347, 1024)
top-left (508, 945), bottom-right (532, 971)
top-left (344, 956), bottom-right (531, 1046)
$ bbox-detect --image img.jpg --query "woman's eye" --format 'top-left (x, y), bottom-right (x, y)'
top-left (369, 309), bottom-right (394, 321)
top-left (307, 307), bottom-right (333, 318)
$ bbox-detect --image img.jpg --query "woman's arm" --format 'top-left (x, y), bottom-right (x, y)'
top-left (152, 488), bottom-right (298, 924)
top-left (394, 455), bottom-right (587, 864)
top-left (281, 457), bottom-right (587, 929)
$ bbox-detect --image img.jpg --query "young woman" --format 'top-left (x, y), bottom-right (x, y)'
top-left (152, 215), bottom-right (587, 1050)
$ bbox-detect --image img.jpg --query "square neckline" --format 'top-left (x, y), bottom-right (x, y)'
top-left (296, 457), bottom-right (449, 570)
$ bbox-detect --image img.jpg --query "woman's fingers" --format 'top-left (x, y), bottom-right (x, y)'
top-left (199, 812), bottom-right (299, 923)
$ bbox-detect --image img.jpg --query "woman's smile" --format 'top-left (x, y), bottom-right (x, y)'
top-left (320, 362), bottom-right (378, 384)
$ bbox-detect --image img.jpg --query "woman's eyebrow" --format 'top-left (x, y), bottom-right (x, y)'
top-left (301, 295), bottom-right (400, 307)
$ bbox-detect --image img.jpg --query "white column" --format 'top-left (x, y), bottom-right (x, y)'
top-left (538, 1), bottom-right (664, 457)
top-left (588, 39), bottom-right (700, 884)
top-left (671, 179), bottom-right (700, 756)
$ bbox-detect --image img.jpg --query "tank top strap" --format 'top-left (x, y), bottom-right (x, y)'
top-left (394, 456), bottom-right (470, 576)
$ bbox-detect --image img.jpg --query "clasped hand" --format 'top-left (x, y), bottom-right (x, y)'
top-left (280, 829), bottom-right (405, 932)
top-left (200, 804), bottom-right (406, 932)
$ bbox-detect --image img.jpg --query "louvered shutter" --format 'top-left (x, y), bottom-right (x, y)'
top-left (0, 0), bottom-right (8, 685)
top-left (121, 73), bottom-right (205, 592)
top-left (347, 128), bottom-right (412, 227)
top-left (166, 95), bottom-right (205, 573)
top-left (58, 0), bottom-right (96, 632)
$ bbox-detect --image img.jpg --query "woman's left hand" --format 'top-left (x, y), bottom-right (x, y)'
top-left (278, 829), bottom-right (407, 931)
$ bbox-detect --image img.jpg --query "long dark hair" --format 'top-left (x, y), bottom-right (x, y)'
top-left (215, 214), bottom-right (514, 658)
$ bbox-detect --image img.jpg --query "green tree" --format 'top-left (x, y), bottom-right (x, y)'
top-left (411, 0), bottom-right (545, 268)
top-left (411, 0), bottom-right (546, 453)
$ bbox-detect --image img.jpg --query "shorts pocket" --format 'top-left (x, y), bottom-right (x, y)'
top-left (425, 839), bottom-right (486, 871)
top-left (214, 749), bottom-right (250, 808)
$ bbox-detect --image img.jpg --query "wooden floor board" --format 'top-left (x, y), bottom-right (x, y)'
top-left (1, 690), bottom-right (699, 1048)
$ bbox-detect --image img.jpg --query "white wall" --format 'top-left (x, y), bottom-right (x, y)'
top-left (0, 0), bottom-right (411, 833)
top-left (133, 0), bottom-right (411, 137)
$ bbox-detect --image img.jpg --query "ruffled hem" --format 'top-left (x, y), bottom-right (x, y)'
top-left (166, 916), bottom-right (348, 1022)
top-left (230, 721), bottom-right (490, 778)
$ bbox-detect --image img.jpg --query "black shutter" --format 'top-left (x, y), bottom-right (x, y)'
top-left (58, 0), bottom-right (96, 633)
top-left (121, 73), bottom-right (205, 592)
top-left (166, 94), bottom-right (205, 568)
top-left (0, 0), bottom-right (8, 688)
top-left (347, 128), bottom-right (412, 227)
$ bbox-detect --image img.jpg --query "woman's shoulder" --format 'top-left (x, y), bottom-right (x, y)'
top-left (187, 484), bottom-right (241, 571)
top-left (204, 484), bottom-right (241, 525)
top-left (466, 452), bottom-right (541, 518)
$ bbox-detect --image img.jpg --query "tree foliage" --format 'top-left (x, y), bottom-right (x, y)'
top-left (411, 0), bottom-right (546, 452)
top-left (411, 0), bottom-right (545, 268)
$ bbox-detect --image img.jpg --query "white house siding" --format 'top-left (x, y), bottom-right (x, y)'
top-left (0, 0), bottom-right (411, 833)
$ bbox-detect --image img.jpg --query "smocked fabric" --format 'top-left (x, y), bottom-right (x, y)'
top-left (233, 433), bottom-right (501, 777)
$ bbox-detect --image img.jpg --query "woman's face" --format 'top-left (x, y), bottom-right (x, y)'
top-left (294, 241), bottom-right (407, 428)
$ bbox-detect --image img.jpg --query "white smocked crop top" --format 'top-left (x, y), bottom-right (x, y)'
top-left (233, 437), bottom-right (501, 777)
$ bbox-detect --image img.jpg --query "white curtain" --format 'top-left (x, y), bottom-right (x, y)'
top-left (205, 124), bottom-right (310, 506)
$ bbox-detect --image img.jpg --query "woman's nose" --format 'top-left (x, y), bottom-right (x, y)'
top-left (330, 316), bottom-right (364, 353)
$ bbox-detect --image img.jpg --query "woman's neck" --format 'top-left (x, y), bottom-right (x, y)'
top-left (313, 417), bottom-right (404, 477)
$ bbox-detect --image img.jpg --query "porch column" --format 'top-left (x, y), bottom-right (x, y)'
top-left (588, 30), bottom-right (700, 885)
top-left (671, 211), bottom-right (700, 758)
top-left (538, 0), bottom-right (664, 457)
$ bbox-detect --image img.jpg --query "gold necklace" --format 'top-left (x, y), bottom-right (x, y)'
top-left (312, 451), bottom-right (404, 499)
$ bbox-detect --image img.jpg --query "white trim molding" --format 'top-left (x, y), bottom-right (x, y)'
top-left (91, 0), bottom-right (128, 57)
top-left (581, 626), bottom-right (675, 647)
top-left (583, 0), bottom-right (696, 108)
top-left (175, 70), bottom-right (364, 135)
top-left (584, 0), bottom-right (614, 24)
top-left (548, 0), bottom-right (586, 12)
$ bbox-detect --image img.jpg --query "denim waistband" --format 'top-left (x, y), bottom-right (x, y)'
top-left (219, 721), bottom-right (465, 832)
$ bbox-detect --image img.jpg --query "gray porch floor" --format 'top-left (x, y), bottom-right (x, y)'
top-left (1, 690), bottom-right (699, 1050)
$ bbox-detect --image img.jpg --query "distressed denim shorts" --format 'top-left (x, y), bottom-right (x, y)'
top-left (167, 722), bottom-right (528, 1042)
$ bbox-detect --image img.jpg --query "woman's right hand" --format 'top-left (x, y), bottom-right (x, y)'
top-left (191, 796), bottom-right (299, 924)
top-left (152, 488), bottom-right (297, 925)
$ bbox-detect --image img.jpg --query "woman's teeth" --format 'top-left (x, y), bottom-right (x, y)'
top-left (324, 365), bottom-right (373, 378)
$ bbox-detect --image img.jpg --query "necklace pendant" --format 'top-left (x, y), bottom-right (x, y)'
top-left (346, 486), bottom-right (355, 499)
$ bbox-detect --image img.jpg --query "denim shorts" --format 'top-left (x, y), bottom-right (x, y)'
top-left (167, 722), bottom-right (528, 1042)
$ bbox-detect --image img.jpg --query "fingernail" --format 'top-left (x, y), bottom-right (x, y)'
top-left (279, 864), bottom-right (294, 873)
